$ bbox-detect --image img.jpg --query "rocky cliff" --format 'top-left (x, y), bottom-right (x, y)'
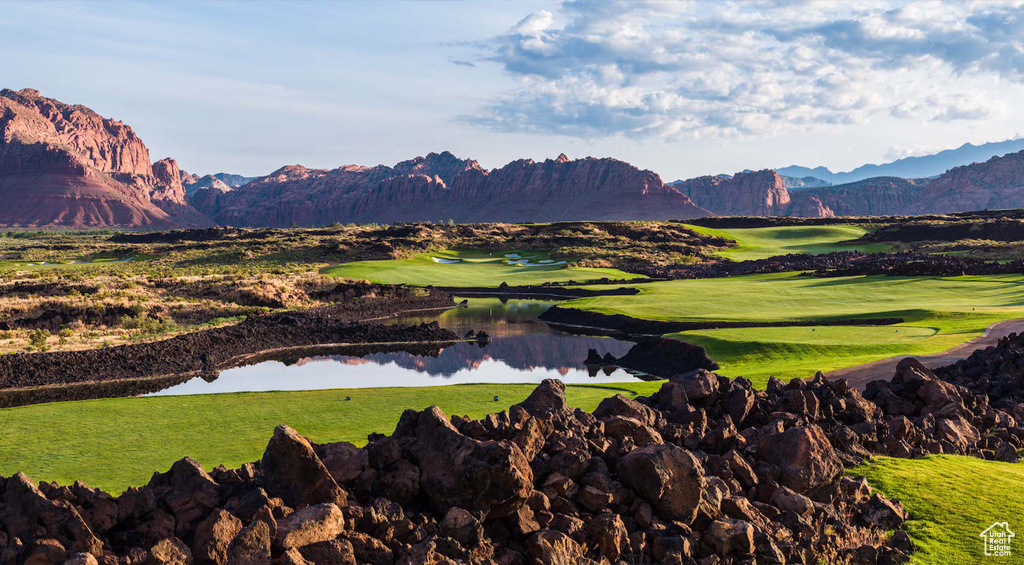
top-left (672, 171), bottom-right (943, 218)
top-left (192, 152), bottom-right (710, 227)
top-left (912, 150), bottom-right (1024, 213)
top-left (802, 177), bottom-right (926, 216)
top-left (672, 170), bottom-right (835, 217)
top-left (0, 89), bottom-right (211, 228)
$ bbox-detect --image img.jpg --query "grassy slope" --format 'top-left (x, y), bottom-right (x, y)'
top-left (854, 456), bottom-right (1024, 565)
top-left (567, 273), bottom-right (1024, 385)
top-left (684, 224), bottom-right (891, 261)
top-left (323, 249), bottom-right (643, 287)
top-left (0, 381), bottom-right (662, 494)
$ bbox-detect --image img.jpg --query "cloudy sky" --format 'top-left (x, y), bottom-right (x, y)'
top-left (2, 0), bottom-right (1023, 180)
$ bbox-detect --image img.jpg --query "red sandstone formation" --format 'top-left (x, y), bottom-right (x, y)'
top-left (673, 170), bottom-right (838, 218)
top-left (912, 150), bottom-right (1024, 213)
top-left (0, 89), bottom-right (211, 228)
top-left (192, 152), bottom-right (711, 227)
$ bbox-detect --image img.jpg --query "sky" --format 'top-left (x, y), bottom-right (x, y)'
top-left (2, 0), bottom-right (1024, 181)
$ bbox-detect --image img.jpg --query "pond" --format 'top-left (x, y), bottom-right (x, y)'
top-left (146, 298), bottom-right (645, 397)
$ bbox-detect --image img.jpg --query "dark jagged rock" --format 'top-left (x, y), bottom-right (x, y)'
top-left (615, 337), bottom-right (719, 377)
top-left (0, 285), bottom-right (456, 392)
top-left (2, 371), bottom-right (975, 565)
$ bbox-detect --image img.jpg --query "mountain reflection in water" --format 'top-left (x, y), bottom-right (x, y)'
top-left (149, 298), bottom-right (644, 396)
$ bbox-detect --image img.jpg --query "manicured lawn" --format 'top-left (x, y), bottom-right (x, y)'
top-left (673, 325), bottom-right (941, 385)
top-left (854, 456), bottom-right (1024, 565)
top-left (684, 224), bottom-right (891, 261)
top-left (322, 249), bottom-right (644, 287)
top-left (0, 381), bottom-right (662, 494)
top-left (568, 273), bottom-right (1024, 385)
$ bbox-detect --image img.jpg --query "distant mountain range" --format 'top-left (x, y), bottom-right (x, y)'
top-left (777, 138), bottom-right (1024, 184)
top-left (6, 88), bottom-right (1024, 228)
top-left (191, 152), bottom-right (708, 227)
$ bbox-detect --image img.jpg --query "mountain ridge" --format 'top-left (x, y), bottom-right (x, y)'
top-left (778, 138), bottom-right (1024, 184)
top-left (192, 151), bottom-right (711, 227)
top-left (0, 88), bottom-right (211, 228)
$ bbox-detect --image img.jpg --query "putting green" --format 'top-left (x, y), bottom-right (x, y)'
top-left (854, 455), bottom-right (1024, 565)
top-left (566, 272), bottom-right (1024, 385)
top-left (322, 249), bottom-right (644, 287)
top-left (684, 224), bottom-right (890, 261)
top-left (674, 325), bottom-right (941, 384)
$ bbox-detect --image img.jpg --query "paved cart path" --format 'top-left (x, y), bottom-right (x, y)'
top-left (827, 318), bottom-right (1024, 390)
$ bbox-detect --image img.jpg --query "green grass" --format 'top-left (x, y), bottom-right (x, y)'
top-left (566, 272), bottom-right (1024, 385)
top-left (0, 381), bottom-right (662, 494)
top-left (684, 224), bottom-right (891, 261)
top-left (854, 456), bottom-right (1024, 565)
top-left (322, 249), bottom-right (644, 287)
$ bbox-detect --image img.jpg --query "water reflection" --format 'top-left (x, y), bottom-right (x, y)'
top-left (149, 298), bottom-right (642, 396)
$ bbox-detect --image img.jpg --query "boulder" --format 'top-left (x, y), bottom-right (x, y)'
top-left (20, 538), bottom-right (68, 565)
top-left (0, 472), bottom-right (102, 557)
top-left (260, 425), bottom-right (348, 509)
top-left (315, 442), bottom-right (368, 485)
top-left (65, 553), bottom-right (99, 565)
top-left (229, 520), bottom-right (272, 565)
top-left (193, 510), bottom-right (242, 565)
top-left (525, 530), bottom-right (585, 565)
top-left (275, 504), bottom-right (345, 549)
top-left (935, 416), bottom-right (981, 451)
top-left (672, 369), bottom-right (719, 402)
top-left (757, 425), bottom-right (843, 495)
top-left (147, 538), bottom-right (192, 565)
top-left (769, 486), bottom-right (813, 516)
top-left (705, 519), bottom-right (755, 556)
top-left (861, 494), bottom-right (907, 530)
top-left (393, 406), bottom-right (533, 517)
top-left (515, 379), bottom-right (568, 417)
top-left (593, 394), bottom-right (659, 427)
top-left (618, 444), bottom-right (705, 523)
top-left (297, 540), bottom-right (356, 565)
top-left (344, 532), bottom-right (392, 565)
top-left (585, 513), bottom-right (628, 561)
top-left (441, 507), bottom-right (482, 547)
top-left (148, 458), bottom-right (221, 536)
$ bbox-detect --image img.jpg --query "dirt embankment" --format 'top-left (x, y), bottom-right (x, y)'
top-left (539, 306), bottom-right (903, 335)
top-left (0, 287), bottom-right (458, 390)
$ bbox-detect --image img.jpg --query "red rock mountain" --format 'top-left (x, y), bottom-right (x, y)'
top-left (802, 177), bottom-right (926, 216)
top-left (192, 151), bottom-right (710, 227)
top-left (912, 150), bottom-right (1024, 213)
top-left (673, 170), bottom-right (836, 218)
top-left (0, 89), bottom-right (211, 228)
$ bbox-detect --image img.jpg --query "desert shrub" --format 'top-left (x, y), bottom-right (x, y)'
top-left (28, 328), bottom-right (50, 351)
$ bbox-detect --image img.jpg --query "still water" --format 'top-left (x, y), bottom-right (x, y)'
top-left (148, 298), bottom-right (644, 396)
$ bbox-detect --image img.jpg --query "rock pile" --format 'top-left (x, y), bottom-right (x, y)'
top-left (1, 369), bottom-right (948, 565)
top-left (934, 332), bottom-right (1024, 436)
top-left (638, 251), bottom-right (1024, 280)
top-left (862, 359), bottom-right (1023, 462)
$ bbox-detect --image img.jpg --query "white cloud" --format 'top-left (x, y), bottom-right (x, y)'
top-left (459, 0), bottom-right (1023, 139)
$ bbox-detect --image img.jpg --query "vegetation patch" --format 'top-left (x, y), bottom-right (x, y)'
top-left (853, 455), bottom-right (1024, 565)
top-left (684, 224), bottom-right (891, 261)
top-left (566, 273), bottom-right (1024, 384)
top-left (323, 249), bottom-right (644, 287)
top-left (673, 325), bottom-right (939, 385)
